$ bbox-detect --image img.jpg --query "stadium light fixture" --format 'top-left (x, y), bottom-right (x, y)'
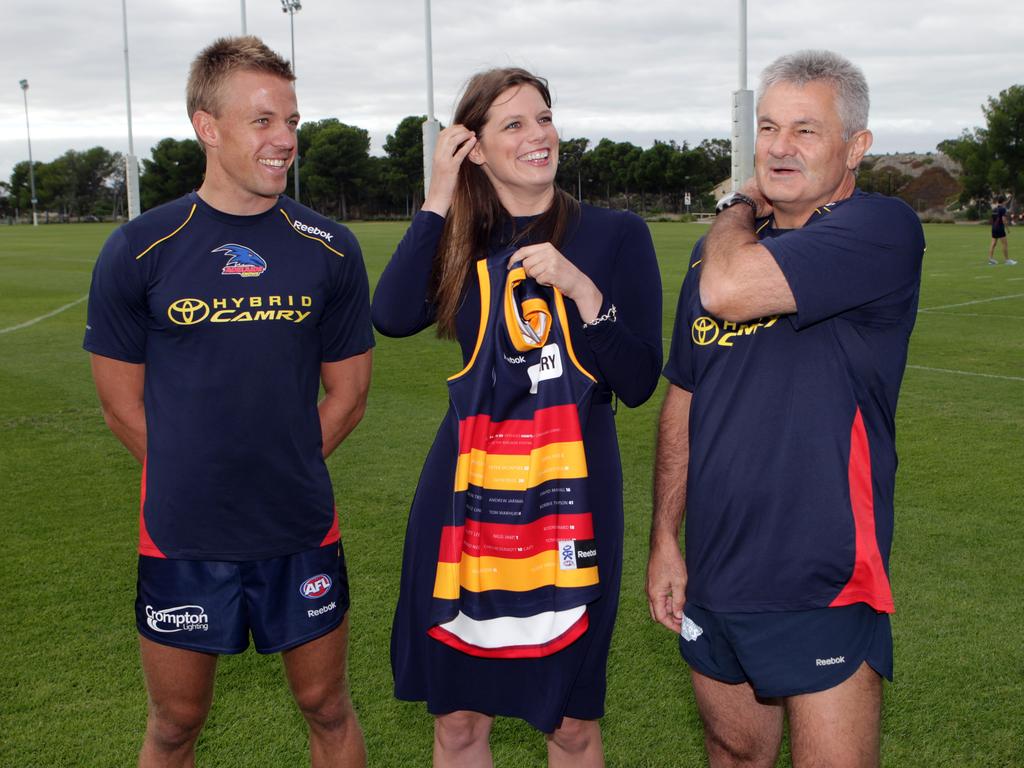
top-left (18, 79), bottom-right (38, 227)
top-left (281, 0), bottom-right (302, 203)
top-left (422, 0), bottom-right (440, 200)
top-left (121, 0), bottom-right (141, 219)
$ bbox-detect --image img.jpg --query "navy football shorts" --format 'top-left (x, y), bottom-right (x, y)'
top-left (136, 542), bottom-right (350, 655)
top-left (678, 602), bottom-right (892, 698)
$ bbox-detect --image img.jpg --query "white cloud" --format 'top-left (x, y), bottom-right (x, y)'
top-left (1, 0), bottom-right (1021, 181)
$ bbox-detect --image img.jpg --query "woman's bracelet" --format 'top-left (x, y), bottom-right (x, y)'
top-left (582, 304), bottom-right (617, 328)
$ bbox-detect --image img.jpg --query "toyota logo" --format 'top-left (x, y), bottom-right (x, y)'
top-left (168, 298), bottom-right (210, 326)
top-left (691, 316), bottom-right (720, 346)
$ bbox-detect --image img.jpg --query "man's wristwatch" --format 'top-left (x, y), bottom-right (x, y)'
top-left (715, 192), bottom-right (758, 216)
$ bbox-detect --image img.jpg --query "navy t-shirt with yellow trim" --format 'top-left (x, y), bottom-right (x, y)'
top-left (84, 192), bottom-right (374, 561)
top-left (664, 191), bottom-right (924, 613)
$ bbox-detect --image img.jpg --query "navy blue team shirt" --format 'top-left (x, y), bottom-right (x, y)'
top-left (84, 192), bottom-right (374, 561)
top-left (664, 191), bottom-right (925, 613)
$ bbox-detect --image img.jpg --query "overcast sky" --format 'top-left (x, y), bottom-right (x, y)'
top-left (2, 0), bottom-right (1021, 183)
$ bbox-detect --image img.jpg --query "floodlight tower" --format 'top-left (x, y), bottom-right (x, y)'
top-left (731, 0), bottom-right (754, 190)
top-left (121, 0), bottom-right (141, 219)
top-left (422, 0), bottom-right (440, 199)
top-left (282, 0), bottom-right (302, 203)
top-left (18, 79), bottom-right (38, 226)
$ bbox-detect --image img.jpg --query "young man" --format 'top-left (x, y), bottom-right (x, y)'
top-left (647, 50), bottom-right (925, 767)
top-left (84, 36), bottom-right (372, 767)
top-left (988, 196), bottom-right (1016, 265)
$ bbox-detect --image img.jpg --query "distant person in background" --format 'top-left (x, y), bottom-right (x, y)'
top-left (84, 36), bottom-right (372, 767)
top-left (988, 197), bottom-right (1016, 265)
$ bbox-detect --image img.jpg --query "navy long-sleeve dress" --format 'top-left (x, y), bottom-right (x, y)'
top-left (372, 204), bottom-right (662, 732)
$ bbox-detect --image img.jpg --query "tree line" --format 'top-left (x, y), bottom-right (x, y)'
top-left (0, 115), bottom-right (730, 222)
top-left (939, 85), bottom-right (1024, 217)
top-left (3, 86), bottom-right (1020, 222)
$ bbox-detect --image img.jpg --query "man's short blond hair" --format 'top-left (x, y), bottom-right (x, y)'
top-left (186, 35), bottom-right (294, 119)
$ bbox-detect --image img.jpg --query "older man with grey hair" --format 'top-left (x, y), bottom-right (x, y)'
top-left (647, 50), bottom-right (924, 767)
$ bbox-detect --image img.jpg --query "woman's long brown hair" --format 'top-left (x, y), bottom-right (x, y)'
top-left (432, 68), bottom-right (579, 338)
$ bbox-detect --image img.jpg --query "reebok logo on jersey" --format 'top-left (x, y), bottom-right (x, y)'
top-left (558, 539), bottom-right (597, 570)
top-left (680, 614), bottom-right (704, 642)
top-left (292, 219), bottom-right (334, 242)
top-left (213, 243), bottom-right (267, 277)
top-left (307, 601), bottom-right (337, 618)
top-left (815, 656), bottom-right (846, 666)
top-left (145, 604), bottom-right (209, 633)
top-left (527, 344), bottom-right (563, 394)
top-left (503, 354), bottom-right (526, 365)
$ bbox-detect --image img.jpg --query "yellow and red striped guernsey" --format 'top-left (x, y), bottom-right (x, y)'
top-left (427, 250), bottom-right (601, 658)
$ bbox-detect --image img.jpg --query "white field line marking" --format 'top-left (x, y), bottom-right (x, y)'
top-left (0, 294), bottom-right (88, 336)
top-left (920, 293), bottom-right (1024, 311)
top-left (906, 365), bottom-right (1024, 383)
top-left (918, 311), bottom-right (1024, 320)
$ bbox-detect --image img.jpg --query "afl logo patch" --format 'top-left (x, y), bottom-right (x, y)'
top-left (300, 574), bottom-right (333, 599)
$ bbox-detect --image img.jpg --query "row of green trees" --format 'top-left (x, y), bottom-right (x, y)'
top-left (3, 147), bottom-right (127, 221)
top-left (939, 85), bottom-right (1024, 217)
top-left (4, 85), bottom-right (1020, 222)
top-left (0, 116), bottom-right (732, 222)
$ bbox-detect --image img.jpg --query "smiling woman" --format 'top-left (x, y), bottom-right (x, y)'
top-left (372, 67), bottom-right (663, 766)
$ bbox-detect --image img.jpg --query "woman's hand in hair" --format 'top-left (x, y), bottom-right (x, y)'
top-left (422, 124), bottom-right (477, 217)
top-left (509, 243), bottom-right (603, 323)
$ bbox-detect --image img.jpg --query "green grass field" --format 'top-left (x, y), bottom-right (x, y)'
top-left (1, 219), bottom-right (1021, 767)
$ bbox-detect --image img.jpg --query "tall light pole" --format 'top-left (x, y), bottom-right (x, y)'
top-left (422, 0), bottom-right (440, 200)
top-left (281, 0), bottom-right (302, 203)
top-left (731, 0), bottom-right (754, 190)
top-left (121, 0), bottom-right (141, 219)
top-left (18, 79), bottom-right (38, 226)
top-left (241, 0), bottom-right (247, 34)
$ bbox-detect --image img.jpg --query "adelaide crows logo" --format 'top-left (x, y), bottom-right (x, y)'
top-left (214, 243), bottom-right (267, 278)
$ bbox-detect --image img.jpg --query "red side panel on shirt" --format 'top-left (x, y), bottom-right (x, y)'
top-left (830, 408), bottom-right (895, 613)
top-left (137, 457), bottom-right (167, 558)
top-left (319, 504), bottom-right (341, 546)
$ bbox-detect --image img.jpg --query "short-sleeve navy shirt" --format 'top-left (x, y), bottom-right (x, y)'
top-left (664, 191), bottom-right (924, 613)
top-left (84, 193), bottom-right (374, 560)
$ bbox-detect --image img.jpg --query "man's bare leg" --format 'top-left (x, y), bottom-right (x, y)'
top-left (691, 670), bottom-right (784, 768)
top-left (138, 636), bottom-right (218, 768)
top-left (786, 662), bottom-right (881, 768)
top-left (282, 616), bottom-right (366, 768)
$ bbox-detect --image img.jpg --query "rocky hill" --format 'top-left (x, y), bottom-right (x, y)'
top-left (864, 152), bottom-right (960, 177)
top-left (859, 152), bottom-right (962, 215)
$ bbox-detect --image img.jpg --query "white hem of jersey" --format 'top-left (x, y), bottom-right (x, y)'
top-left (439, 605), bottom-right (586, 648)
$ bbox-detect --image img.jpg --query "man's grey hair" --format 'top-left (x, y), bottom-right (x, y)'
top-left (757, 50), bottom-right (869, 141)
